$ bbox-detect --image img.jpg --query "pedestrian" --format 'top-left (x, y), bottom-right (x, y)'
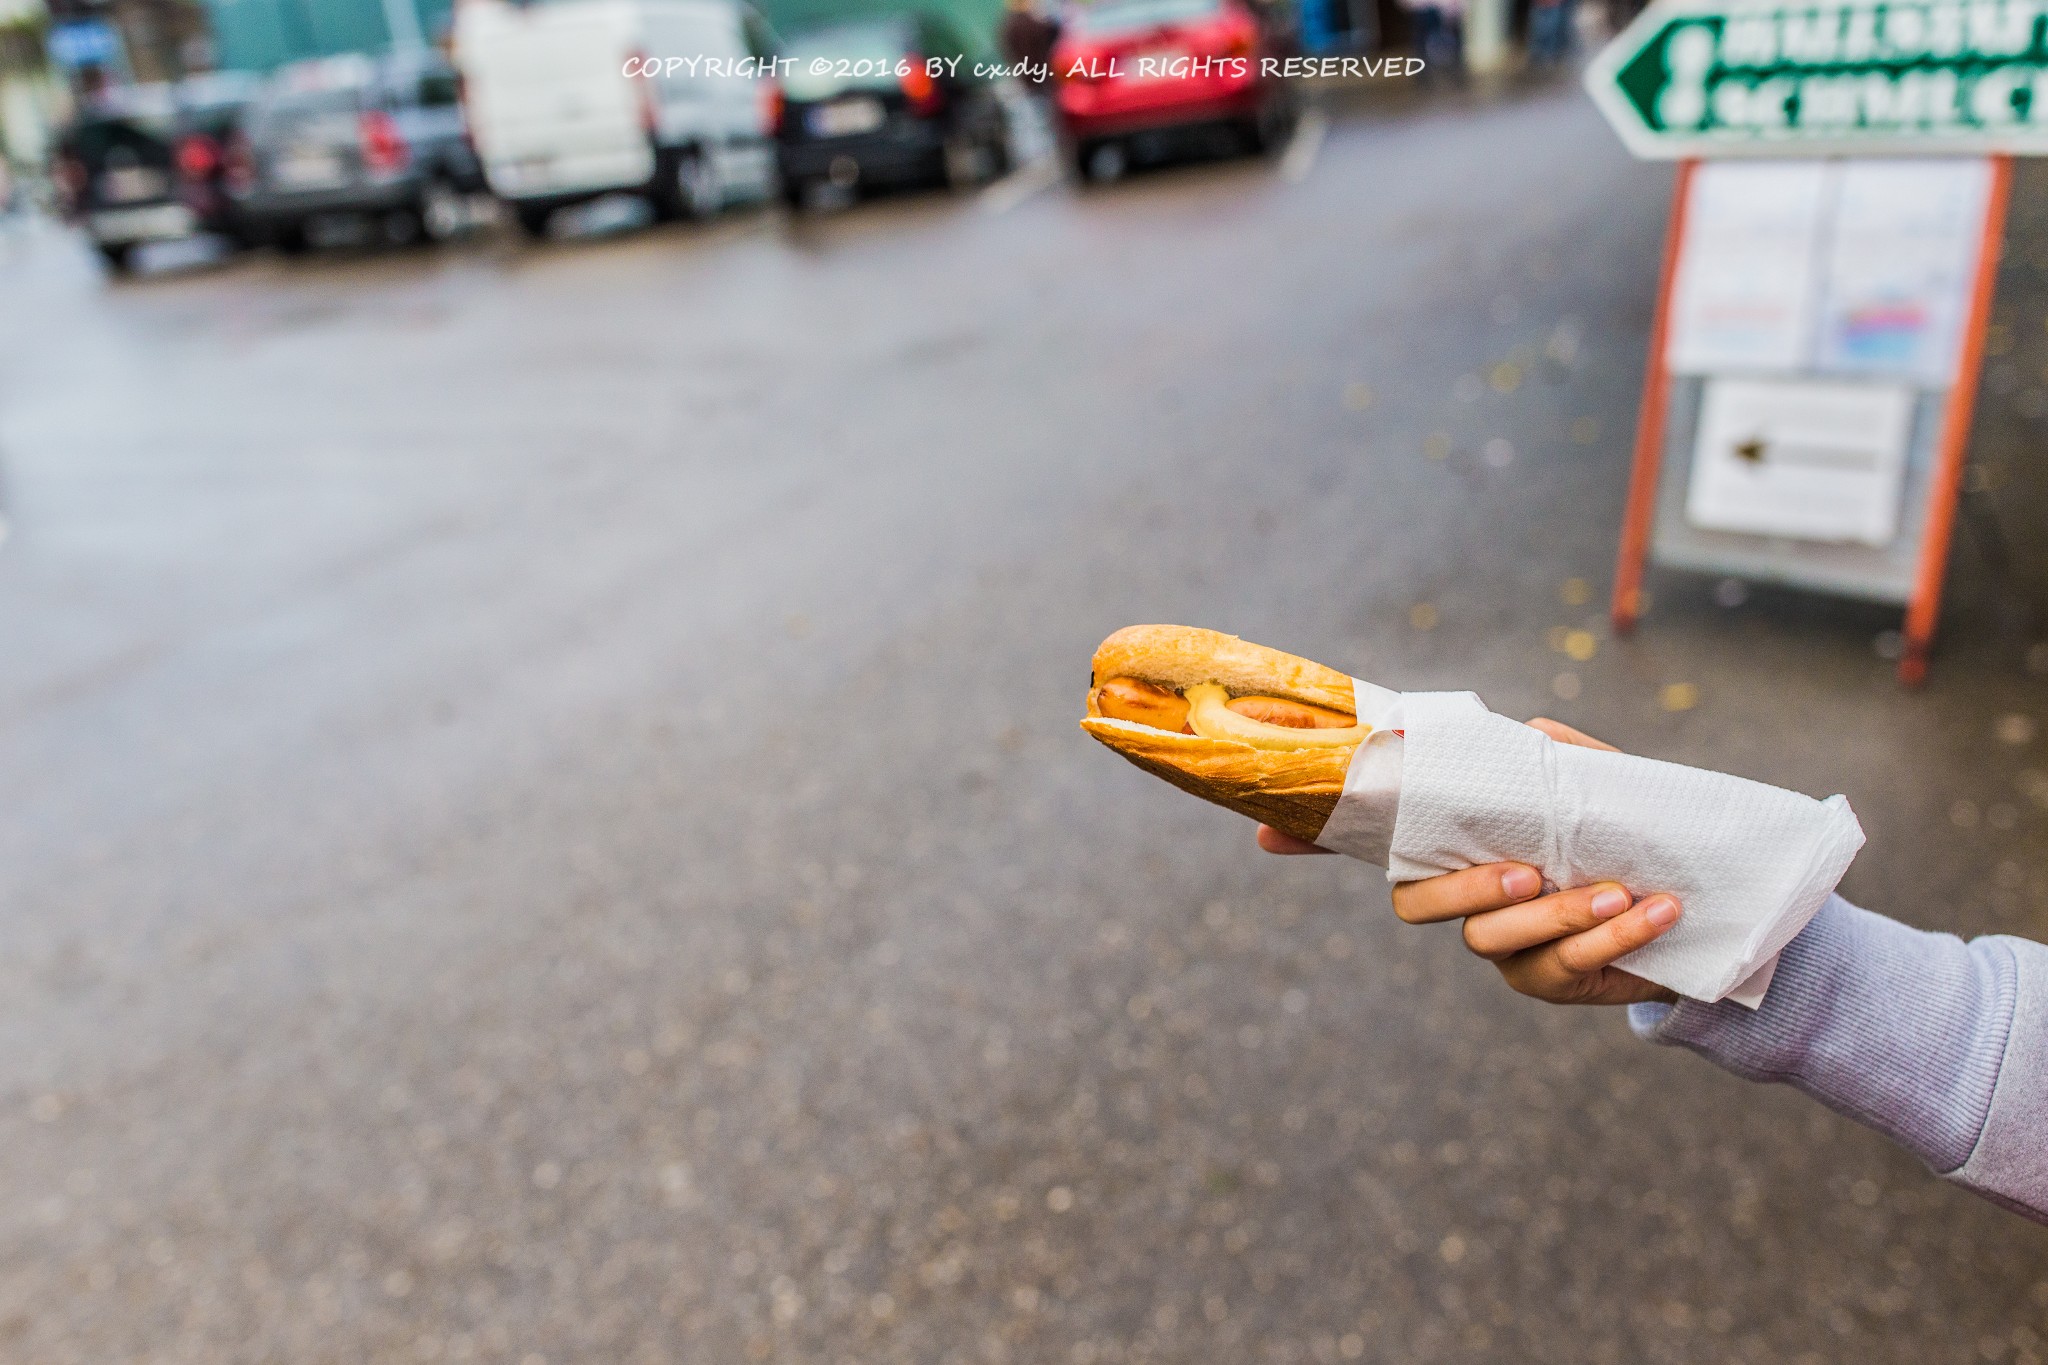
top-left (1258, 718), bottom-right (2048, 1226)
top-left (1000, 0), bottom-right (1062, 86)
top-left (1527, 0), bottom-right (1576, 65)
top-left (1402, 0), bottom-right (1464, 78)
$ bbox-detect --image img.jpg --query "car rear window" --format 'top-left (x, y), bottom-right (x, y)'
top-left (65, 117), bottom-right (175, 163)
top-left (68, 85), bottom-right (178, 156)
top-left (1068, 0), bottom-right (1225, 33)
top-left (414, 68), bottom-right (461, 107)
top-left (782, 25), bottom-right (911, 100)
top-left (252, 84), bottom-right (366, 138)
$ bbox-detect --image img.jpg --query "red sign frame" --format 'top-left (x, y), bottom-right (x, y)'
top-left (1608, 155), bottom-right (2014, 686)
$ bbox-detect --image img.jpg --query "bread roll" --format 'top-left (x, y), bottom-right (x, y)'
top-left (1082, 625), bottom-right (1363, 845)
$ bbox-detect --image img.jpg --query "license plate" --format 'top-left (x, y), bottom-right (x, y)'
top-left (100, 166), bottom-right (168, 203)
top-left (90, 203), bottom-right (195, 241)
top-left (808, 98), bottom-right (884, 137)
top-left (508, 156), bottom-right (553, 187)
top-left (274, 152), bottom-right (346, 190)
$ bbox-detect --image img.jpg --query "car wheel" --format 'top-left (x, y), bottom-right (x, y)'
top-left (513, 202), bottom-right (553, 241)
top-left (384, 206), bottom-right (426, 247)
top-left (651, 148), bottom-right (721, 221)
top-left (676, 149), bottom-right (722, 218)
top-left (270, 220), bottom-right (311, 255)
top-left (1083, 140), bottom-right (1127, 183)
top-left (420, 177), bottom-right (466, 242)
top-left (943, 131), bottom-right (1002, 189)
top-left (1247, 93), bottom-right (1301, 155)
top-left (780, 176), bottom-right (811, 212)
top-left (94, 241), bottom-right (134, 275)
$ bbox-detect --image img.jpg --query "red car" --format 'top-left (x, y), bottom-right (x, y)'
top-left (1051, 0), bottom-right (1297, 181)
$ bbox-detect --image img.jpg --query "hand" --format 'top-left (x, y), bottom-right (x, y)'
top-left (1393, 864), bottom-right (1681, 1006)
top-left (1256, 716), bottom-right (1681, 1006)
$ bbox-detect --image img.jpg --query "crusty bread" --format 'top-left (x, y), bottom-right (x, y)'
top-left (1089, 625), bottom-right (1357, 715)
top-left (1082, 626), bottom-right (1358, 844)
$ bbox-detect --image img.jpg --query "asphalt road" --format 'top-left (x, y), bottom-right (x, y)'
top-left (0, 80), bottom-right (2045, 1365)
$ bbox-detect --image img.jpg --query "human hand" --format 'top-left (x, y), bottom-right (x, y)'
top-left (1256, 717), bottom-right (1682, 1006)
top-left (1391, 863), bottom-right (1681, 1006)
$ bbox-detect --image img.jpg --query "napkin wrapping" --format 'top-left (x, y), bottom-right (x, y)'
top-left (1316, 686), bottom-right (1865, 1007)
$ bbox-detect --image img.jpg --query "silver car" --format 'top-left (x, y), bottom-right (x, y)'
top-left (230, 53), bottom-right (487, 253)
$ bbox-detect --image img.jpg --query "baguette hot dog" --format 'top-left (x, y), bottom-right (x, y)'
top-left (1080, 625), bottom-right (1369, 845)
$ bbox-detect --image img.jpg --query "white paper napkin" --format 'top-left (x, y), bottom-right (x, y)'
top-left (1315, 686), bottom-right (1864, 1007)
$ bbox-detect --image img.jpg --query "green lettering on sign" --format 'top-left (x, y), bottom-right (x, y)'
top-left (1586, 0), bottom-right (2048, 156)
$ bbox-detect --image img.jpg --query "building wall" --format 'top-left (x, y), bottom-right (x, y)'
top-left (202, 0), bottom-right (453, 71)
top-left (761, 0), bottom-right (1002, 53)
top-left (205, 0), bottom-right (1004, 72)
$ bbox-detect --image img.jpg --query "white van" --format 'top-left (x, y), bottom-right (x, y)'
top-left (454, 0), bottom-right (779, 237)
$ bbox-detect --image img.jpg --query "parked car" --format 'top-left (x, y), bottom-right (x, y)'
top-left (775, 14), bottom-right (1009, 208)
top-left (455, 0), bottom-right (780, 240)
top-left (52, 74), bottom-right (260, 273)
top-left (227, 53), bottom-right (486, 253)
top-left (1051, 0), bottom-right (1297, 181)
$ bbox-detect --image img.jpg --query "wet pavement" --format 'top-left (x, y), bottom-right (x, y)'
top-left (0, 79), bottom-right (2044, 1365)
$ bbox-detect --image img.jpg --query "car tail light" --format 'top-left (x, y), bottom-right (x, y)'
top-left (900, 56), bottom-right (942, 114)
top-left (224, 133), bottom-right (256, 194)
top-left (176, 133), bottom-right (220, 181)
top-left (360, 110), bottom-right (409, 174)
top-left (628, 47), bottom-right (658, 134)
top-left (762, 82), bottom-right (785, 135)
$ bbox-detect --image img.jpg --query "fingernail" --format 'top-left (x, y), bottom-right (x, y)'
top-left (1590, 887), bottom-right (1630, 919)
top-left (1643, 897), bottom-right (1680, 929)
top-left (1501, 867), bottom-right (1541, 899)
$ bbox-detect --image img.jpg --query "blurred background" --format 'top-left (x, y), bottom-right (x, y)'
top-left (1, 0), bottom-right (2046, 1361)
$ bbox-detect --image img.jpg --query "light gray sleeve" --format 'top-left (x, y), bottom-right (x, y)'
top-left (1626, 895), bottom-right (2047, 1226)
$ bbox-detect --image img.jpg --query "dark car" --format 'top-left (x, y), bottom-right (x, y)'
top-left (228, 53), bottom-right (486, 253)
top-left (52, 74), bottom-right (260, 274)
top-left (775, 15), bottom-right (1009, 208)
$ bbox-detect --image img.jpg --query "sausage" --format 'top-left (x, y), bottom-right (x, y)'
top-left (1225, 695), bottom-right (1357, 730)
top-left (1092, 677), bottom-right (1192, 732)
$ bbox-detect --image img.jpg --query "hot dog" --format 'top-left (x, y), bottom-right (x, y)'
top-left (1081, 625), bottom-right (1369, 845)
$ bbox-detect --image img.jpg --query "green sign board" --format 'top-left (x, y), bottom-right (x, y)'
top-left (1585, 0), bottom-right (2048, 157)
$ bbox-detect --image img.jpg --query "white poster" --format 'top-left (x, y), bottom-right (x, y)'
top-left (1814, 160), bottom-right (1991, 388)
top-left (1665, 161), bottom-right (1831, 375)
top-left (1686, 377), bottom-right (1915, 546)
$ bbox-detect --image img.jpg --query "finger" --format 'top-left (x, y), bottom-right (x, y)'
top-left (1502, 896), bottom-right (1680, 998)
top-left (1256, 825), bottom-right (1333, 855)
top-left (1391, 862), bottom-right (1543, 924)
top-left (1459, 881), bottom-right (1634, 961)
top-left (1549, 895), bottom-right (1680, 976)
top-left (1526, 717), bottom-right (1619, 752)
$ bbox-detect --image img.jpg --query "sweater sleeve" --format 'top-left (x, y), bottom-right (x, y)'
top-left (1626, 894), bottom-right (2048, 1225)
